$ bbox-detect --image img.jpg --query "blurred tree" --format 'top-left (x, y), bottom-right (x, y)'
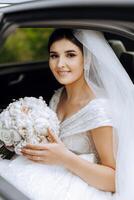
top-left (0, 28), bottom-right (54, 64)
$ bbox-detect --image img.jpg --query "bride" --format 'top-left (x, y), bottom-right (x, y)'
top-left (0, 28), bottom-right (134, 200)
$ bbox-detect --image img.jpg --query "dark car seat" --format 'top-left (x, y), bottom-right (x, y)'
top-left (109, 40), bottom-right (134, 83)
top-left (109, 40), bottom-right (126, 58)
top-left (120, 51), bottom-right (134, 82)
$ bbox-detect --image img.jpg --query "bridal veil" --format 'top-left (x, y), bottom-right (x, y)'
top-left (74, 29), bottom-right (134, 200)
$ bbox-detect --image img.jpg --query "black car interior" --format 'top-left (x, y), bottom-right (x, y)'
top-left (109, 39), bottom-right (134, 82)
top-left (0, 61), bottom-right (61, 110)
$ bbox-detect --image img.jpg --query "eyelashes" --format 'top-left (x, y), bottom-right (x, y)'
top-left (49, 54), bottom-right (58, 59)
top-left (49, 53), bottom-right (76, 59)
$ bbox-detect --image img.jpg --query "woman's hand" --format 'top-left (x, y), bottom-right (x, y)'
top-left (21, 128), bottom-right (72, 166)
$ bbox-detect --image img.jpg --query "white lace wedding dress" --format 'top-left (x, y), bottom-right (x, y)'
top-left (0, 87), bottom-right (115, 200)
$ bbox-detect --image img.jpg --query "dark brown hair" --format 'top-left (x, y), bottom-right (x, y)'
top-left (48, 28), bottom-right (83, 53)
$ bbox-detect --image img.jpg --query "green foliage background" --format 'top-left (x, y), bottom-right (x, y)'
top-left (0, 28), bottom-right (54, 64)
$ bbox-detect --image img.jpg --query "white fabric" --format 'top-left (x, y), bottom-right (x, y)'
top-left (50, 87), bottom-right (113, 137)
top-left (50, 87), bottom-right (113, 157)
top-left (0, 87), bottom-right (115, 200)
top-left (74, 29), bottom-right (134, 200)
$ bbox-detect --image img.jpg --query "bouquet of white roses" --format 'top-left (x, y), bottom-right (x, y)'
top-left (0, 97), bottom-right (60, 155)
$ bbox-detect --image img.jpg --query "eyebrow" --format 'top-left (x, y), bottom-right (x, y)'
top-left (50, 50), bottom-right (77, 54)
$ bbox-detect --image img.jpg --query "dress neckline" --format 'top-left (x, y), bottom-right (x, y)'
top-left (55, 87), bottom-right (98, 125)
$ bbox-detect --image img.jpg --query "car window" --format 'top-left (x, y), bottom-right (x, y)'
top-left (0, 28), bottom-right (54, 65)
top-left (0, 28), bottom-right (133, 82)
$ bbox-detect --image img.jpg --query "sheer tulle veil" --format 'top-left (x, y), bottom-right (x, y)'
top-left (74, 29), bottom-right (134, 199)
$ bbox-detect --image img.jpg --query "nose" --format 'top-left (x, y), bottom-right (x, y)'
top-left (57, 56), bottom-right (65, 69)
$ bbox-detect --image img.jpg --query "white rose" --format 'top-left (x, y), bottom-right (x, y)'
top-left (0, 129), bottom-right (14, 146)
top-left (15, 140), bottom-right (27, 155)
top-left (34, 118), bottom-right (49, 135)
top-left (11, 129), bottom-right (21, 143)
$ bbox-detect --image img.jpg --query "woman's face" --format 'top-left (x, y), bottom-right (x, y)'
top-left (49, 38), bottom-right (84, 85)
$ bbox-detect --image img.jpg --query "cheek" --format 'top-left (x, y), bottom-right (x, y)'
top-left (69, 55), bottom-right (83, 66)
top-left (69, 59), bottom-right (84, 74)
top-left (49, 60), bottom-right (56, 73)
top-left (73, 68), bottom-right (84, 79)
top-left (68, 67), bottom-right (84, 83)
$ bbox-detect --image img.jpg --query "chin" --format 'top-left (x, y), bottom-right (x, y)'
top-left (58, 80), bottom-right (73, 85)
top-left (55, 74), bottom-right (81, 85)
top-left (55, 76), bottom-right (73, 85)
top-left (58, 79), bottom-right (78, 86)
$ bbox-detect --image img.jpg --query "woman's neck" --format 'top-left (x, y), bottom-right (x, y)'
top-left (64, 79), bottom-right (95, 104)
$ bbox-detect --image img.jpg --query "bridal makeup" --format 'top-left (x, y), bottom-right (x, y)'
top-left (49, 38), bottom-right (84, 85)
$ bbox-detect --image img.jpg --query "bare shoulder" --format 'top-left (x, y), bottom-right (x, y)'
top-left (88, 126), bottom-right (116, 169)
